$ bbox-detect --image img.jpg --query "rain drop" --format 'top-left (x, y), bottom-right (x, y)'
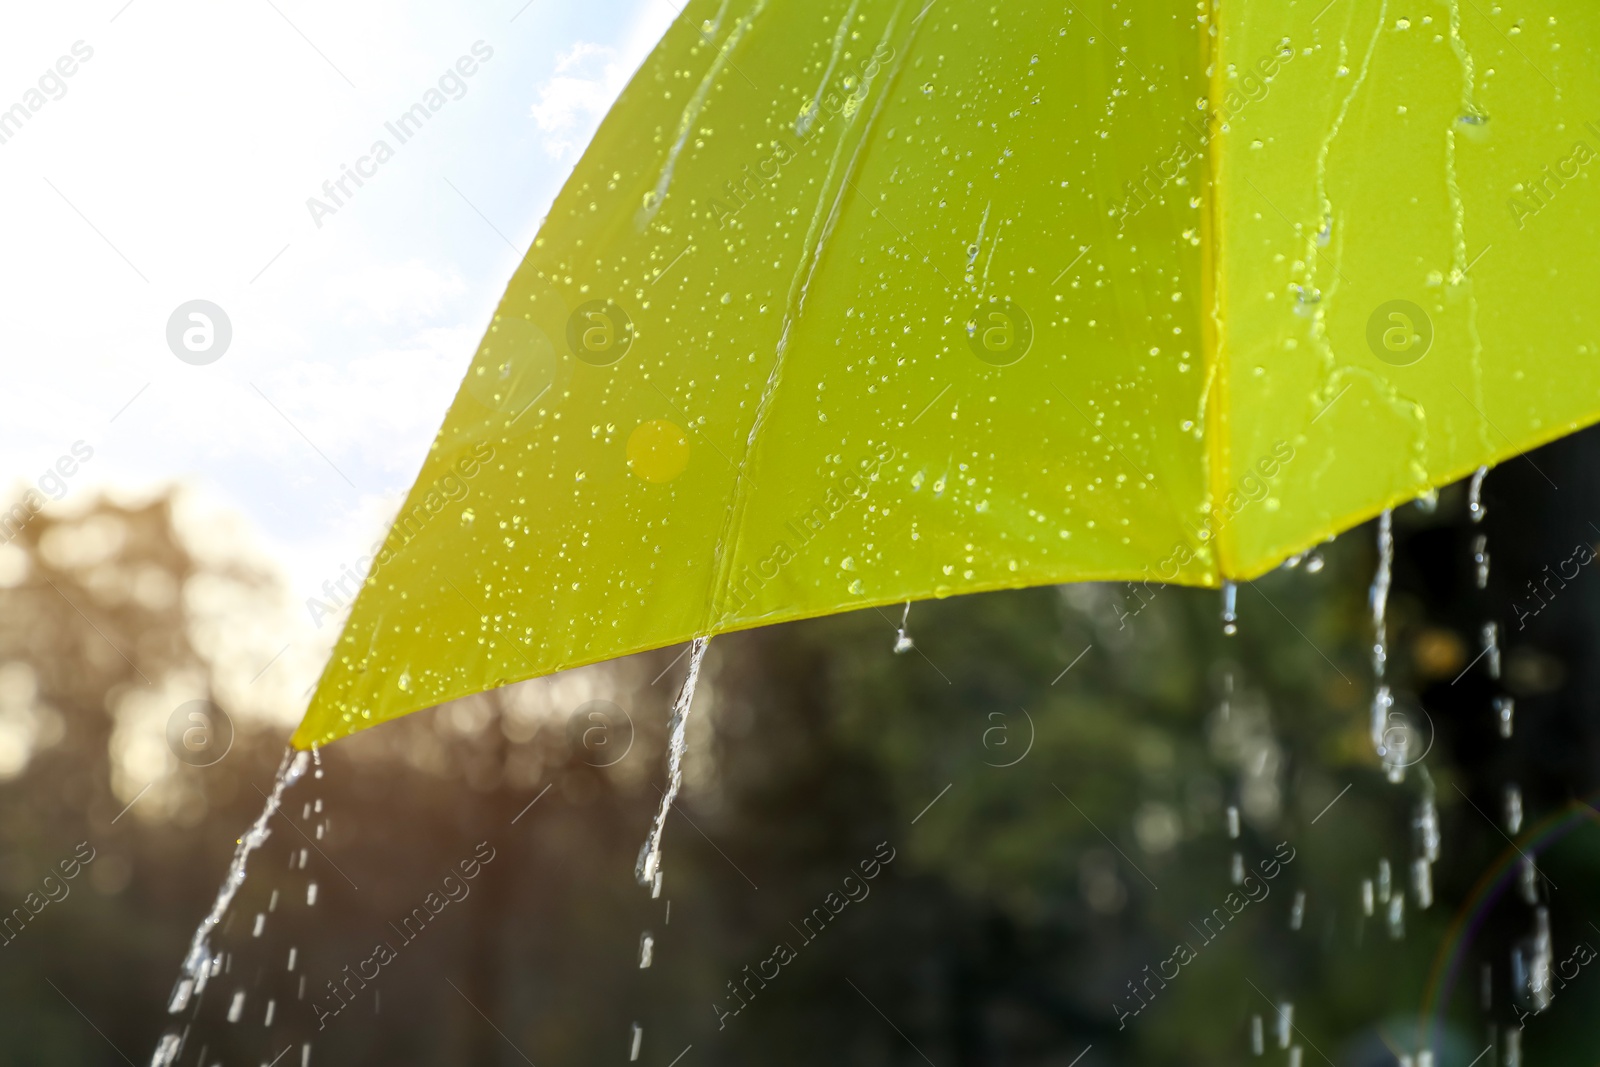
top-left (1468, 466), bottom-right (1489, 522)
top-left (1387, 893), bottom-right (1406, 939)
top-left (1412, 858), bottom-right (1434, 909)
top-left (1495, 695), bottom-right (1515, 738)
top-left (893, 601), bottom-right (915, 654)
top-left (1504, 785), bottom-right (1524, 834)
top-left (1483, 623), bottom-right (1502, 681)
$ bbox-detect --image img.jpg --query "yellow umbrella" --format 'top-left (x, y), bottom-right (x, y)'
top-left (294, 0), bottom-right (1600, 748)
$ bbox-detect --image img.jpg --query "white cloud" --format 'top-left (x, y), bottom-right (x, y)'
top-left (1, 0), bottom-right (681, 730)
top-left (529, 42), bottom-right (629, 160)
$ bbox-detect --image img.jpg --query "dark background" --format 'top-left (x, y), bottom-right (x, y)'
top-left (3, 426), bottom-right (1600, 1065)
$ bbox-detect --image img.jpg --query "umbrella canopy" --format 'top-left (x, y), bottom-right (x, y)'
top-left (294, 0), bottom-right (1600, 747)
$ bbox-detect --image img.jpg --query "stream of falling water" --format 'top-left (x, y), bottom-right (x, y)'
top-left (1469, 465), bottom-right (1550, 1049)
top-left (151, 746), bottom-right (316, 1067)
top-left (1369, 510), bottom-right (1396, 770)
top-left (629, 636), bottom-right (710, 1059)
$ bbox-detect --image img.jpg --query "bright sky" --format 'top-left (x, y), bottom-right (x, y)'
top-left (0, 0), bottom-right (677, 690)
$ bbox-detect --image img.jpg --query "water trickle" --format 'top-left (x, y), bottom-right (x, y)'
top-left (1412, 858), bottom-right (1434, 909)
top-left (1504, 785), bottom-right (1524, 834)
top-left (636, 637), bottom-right (710, 888)
top-left (1225, 805), bottom-right (1240, 839)
top-left (226, 990), bottom-right (245, 1023)
top-left (629, 1021), bottom-right (644, 1061)
top-left (1275, 1002), bottom-right (1293, 1048)
top-left (638, 932), bottom-right (654, 969)
top-left (1289, 1048), bottom-right (1304, 1067)
top-left (1468, 465), bottom-right (1489, 522)
top-left (1289, 890), bottom-right (1305, 931)
top-left (893, 601), bottom-right (915, 654)
top-left (1250, 1014), bottom-right (1264, 1055)
top-left (1361, 879), bottom-right (1375, 916)
top-left (1370, 512), bottom-right (1395, 762)
top-left (1415, 796), bottom-right (1440, 862)
top-left (1377, 859), bottom-right (1392, 903)
top-left (1472, 533), bottom-right (1490, 589)
top-left (1517, 857), bottom-right (1540, 905)
top-left (1231, 852), bottom-right (1245, 885)
top-left (1387, 893), bottom-right (1406, 939)
top-left (1482, 623), bottom-right (1503, 681)
top-left (150, 1034), bottom-right (180, 1067)
top-left (1506, 1027), bottom-right (1522, 1067)
top-left (1532, 906), bottom-right (1554, 1010)
top-left (1220, 581), bottom-right (1238, 636)
top-left (1494, 695), bottom-right (1514, 738)
top-left (161, 748), bottom-right (308, 1026)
